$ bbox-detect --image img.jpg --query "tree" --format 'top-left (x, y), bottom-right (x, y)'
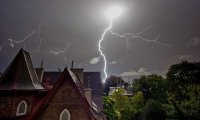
top-left (166, 61), bottom-right (200, 85)
top-left (111, 88), bottom-right (132, 120)
top-left (142, 99), bottom-right (166, 120)
top-left (166, 84), bottom-right (200, 119)
top-left (132, 74), bottom-right (167, 102)
top-left (166, 61), bottom-right (200, 118)
top-left (130, 91), bottom-right (145, 120)
top-left (166, 61), bottom-right (200, 102)
top-left (111, 88), bottom-right (129, 111)
top-left (131, 91), bottom-right (144, 109)
top-left (103, 96), bottom-right (119, 120)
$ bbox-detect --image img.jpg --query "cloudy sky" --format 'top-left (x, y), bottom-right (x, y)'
top-left (0, 0), bottom-right (200, 81)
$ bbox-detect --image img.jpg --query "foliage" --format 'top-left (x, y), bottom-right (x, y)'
top-left (142, 99), bottom-right (166, 120)
top-left (111, 88), bottom-right (132, 120)
top-left (131, 91), bottom-right (144, 109)
top-left (166, 61), bottom-right (200, 84)
top-left (132, 74), bottom-right (167, 102)
top-left (130, 91), bottom-right (145, 120)
top-left (165, 61), bottom-right (200, 119)
top-left (103, 96), bottom-right (119, 120)
top-left (166, 85), bottom-right (200, 119)
top-left (111, 88), bottom-right (129, 110)
top-left (103, 61), bottom-right (200, 120)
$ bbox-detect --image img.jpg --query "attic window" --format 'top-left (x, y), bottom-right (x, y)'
top-left (60, 109), bottom-right (70, 120)
top-left (16, 100), bottom-right (27, 116)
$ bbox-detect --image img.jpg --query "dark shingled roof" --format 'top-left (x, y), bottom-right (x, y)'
top-left (0, 49), bottom-right (44, 90)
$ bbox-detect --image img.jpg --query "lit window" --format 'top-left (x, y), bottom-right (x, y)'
top-left (16, 100), bottom-right (27, 116)
top-left (60, 109), bottom-right (70, 120)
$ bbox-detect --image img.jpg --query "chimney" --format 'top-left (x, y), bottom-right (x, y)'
top-left (84, 88), bottom-right (92, 106)
top-left (35, 61), bottom-right (44, 83)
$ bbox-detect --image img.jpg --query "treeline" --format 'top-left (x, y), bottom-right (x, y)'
top-left (103, 61), bottom-right (200, 120)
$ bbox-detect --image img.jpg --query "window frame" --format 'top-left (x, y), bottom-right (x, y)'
top-left (59, 108), bottom-right (70, 120)
top-left (16, 100), bottom-right (27, 116)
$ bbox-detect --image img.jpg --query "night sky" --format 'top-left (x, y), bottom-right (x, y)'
top-left (0, 0), bottom-right (200, 81)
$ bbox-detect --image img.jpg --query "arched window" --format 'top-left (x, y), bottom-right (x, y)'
top-left (60, 109), bottom-right (70, 120)
top-left (16, 100), bottom-right (27, 116)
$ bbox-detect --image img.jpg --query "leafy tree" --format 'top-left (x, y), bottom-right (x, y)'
top-left (165, 61), bottom-right (200, 119)
top-left (132, 74), bottom-right (167, 102)
top-left (130, 91), bottom-right (145, 120)
top-left (166, 61), bottom-right (200, 85)
top-left (111, 88), bottom-right (132, 120)
top-left (103, 96), bottom-right (119, 120)
top-left (131, 91), bottom-right (144, 109)
top-left (142, 99), bottom-right (166, 120)
top-left (102, 61), bottom-right (200, 120)
top-left (166, 85), bottom-right (200, 119)
top-left (111, 88), bottom-right (129, 111)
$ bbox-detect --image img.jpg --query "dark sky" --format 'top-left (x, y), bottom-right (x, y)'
top-left (0, 0), bottom-right (200, 81)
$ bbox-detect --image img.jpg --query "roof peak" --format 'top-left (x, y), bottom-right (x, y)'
top-left (0, 48), bottom-right (44, 90)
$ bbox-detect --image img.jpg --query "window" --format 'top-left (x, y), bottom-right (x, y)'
top-left (16, 100), bottom-right (27, 116)
top-left (60, 109), bottom-right (70, 120)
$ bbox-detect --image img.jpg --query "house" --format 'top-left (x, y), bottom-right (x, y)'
top-left (108, 83), bottom-right (133, 101)
top-left (0, 49), bottom-right (106, 120)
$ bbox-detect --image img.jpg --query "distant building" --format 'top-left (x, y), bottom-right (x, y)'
top-left (108, 83), bottom-right (133, 101)
top-left (0, 49), bottom-right (106, 120)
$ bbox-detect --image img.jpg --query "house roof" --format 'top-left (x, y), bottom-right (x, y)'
top-left (0, 49), bottom-right (44, 90)
top-left (30, 68), bottom-right (106, 120)
top-left (108, 87), bottom-right (133, 96)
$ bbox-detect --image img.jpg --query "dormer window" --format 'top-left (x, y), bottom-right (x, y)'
top-left (60, 109), bottom-right (70, 120)
top-left (16, 100), bottom-right (27, 116)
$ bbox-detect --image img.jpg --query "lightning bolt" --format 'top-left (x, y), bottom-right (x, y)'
top-left (98, 19), bottom-right (112, 83)
top-left (50, 43), bottom-right (71, 55)
top-left (7, 23), bottom-right (43, 53)
top-left (8, 30), bottom-right (36, 48)
top-left (98, 10), bottom-right (173, 83)
top-left (31, 23), bottom-right (42, 53)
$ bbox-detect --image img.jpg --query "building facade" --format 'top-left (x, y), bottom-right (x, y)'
top-left (0, 49), bottom-right (105, 120)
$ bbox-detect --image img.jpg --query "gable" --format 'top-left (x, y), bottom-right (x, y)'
top-left (0, 49), bottom-right (44, 90)
top-left (37, 68), bottom-right (93, 120)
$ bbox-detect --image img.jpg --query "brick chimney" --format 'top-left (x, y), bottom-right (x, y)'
top-left (35, 61), bottom-right (44, 83)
